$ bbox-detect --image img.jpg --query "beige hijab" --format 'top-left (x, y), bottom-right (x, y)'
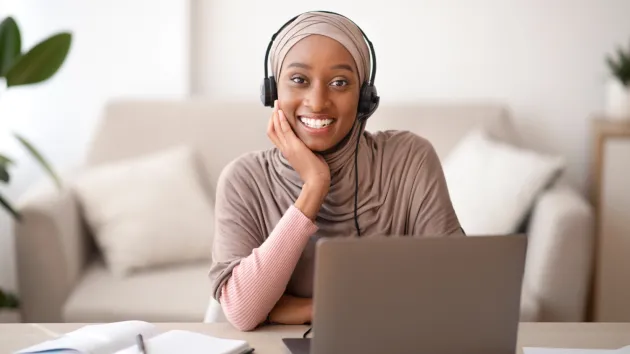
top-left (270, 11), bottom-right (371, 85)
top-left (209, 11), bottom-right (462, 301)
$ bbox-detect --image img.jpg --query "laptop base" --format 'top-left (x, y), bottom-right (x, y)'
top-left (282, 338), bottom-right (311, 354)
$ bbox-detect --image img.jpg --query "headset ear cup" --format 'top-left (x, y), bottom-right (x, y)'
top-left (261, 78), bottom-right (271, 107)
top-left (260, 77), bottom-right (278, 107)
top-left (358, 82), bottom-right (379, 121)
top-left (358, 82), bottom-right (369, 114)
top-left (269, 76), bottom-right (278, 104)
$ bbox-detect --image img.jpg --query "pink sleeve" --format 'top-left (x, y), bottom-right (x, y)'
top-left (219, 204), bottom-right (318, 331)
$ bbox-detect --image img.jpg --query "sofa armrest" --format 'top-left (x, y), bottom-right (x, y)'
top-left (14, 180), bottom-right (90, 322)
top-left (523, 184), bottom-right (595, 322)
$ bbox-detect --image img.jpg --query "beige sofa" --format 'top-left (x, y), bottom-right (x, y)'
top-left (14, 99), bottom-right (594, 323)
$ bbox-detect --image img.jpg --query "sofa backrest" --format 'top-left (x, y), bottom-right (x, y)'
top-left (84, 99), bottom-right (515, 197)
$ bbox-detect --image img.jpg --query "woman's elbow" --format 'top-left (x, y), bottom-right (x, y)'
top-left (223, 307), bottom-right (266, 331)
top-left (218, 280), bottom-right (271, 331)
top-left (220, 294), bottom-right (267, 331)
top-left (233, 320), bottom-right (263, 332)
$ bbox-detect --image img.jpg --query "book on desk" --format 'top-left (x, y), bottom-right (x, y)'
top-left (14, 320), bottom-right (254, 354)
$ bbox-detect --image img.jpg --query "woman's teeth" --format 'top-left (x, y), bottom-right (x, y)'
top-left (299, 117), bottom-right (334, 129)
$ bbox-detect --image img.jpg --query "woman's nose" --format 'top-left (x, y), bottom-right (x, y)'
top-left (304, 83), bottom-right (330, 112)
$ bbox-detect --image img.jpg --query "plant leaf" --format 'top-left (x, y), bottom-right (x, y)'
top-left (0, 164), bottom-right (9, 183)
top-left (606, 55), bottom-right (619, 74)
top-left (0, 288), bottom-right (20, 308)
top-left (0, 154), bottom-right (13, 183)
top-left (13, 133), bottom-right (61, 188)
top-left (5, 32), bottom-right (71, 87)
top-left (0, 17), bottom-right (21, 77)
top-left (621, 44), bottom-right (630, 86)
top-left (0, 192), bottom-right (20, 220)
top-left (0, 168), bottom-right (8, 183)
top-left (618, 48), bottom-right (629, 66)
top-left (0, 154), bottom-right (12, 164)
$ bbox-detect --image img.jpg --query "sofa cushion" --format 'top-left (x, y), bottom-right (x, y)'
top-left (73, 145), bottom-right (215, 277)
top-left (443, 129), bottom-right (564, 235)
top-left (63, 259), bottom-right (211, 322)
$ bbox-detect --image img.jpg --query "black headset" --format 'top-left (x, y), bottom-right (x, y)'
top-left (260, 10), bottom-right (380, 122)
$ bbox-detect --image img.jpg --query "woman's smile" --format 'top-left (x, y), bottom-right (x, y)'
top-left (297, 114), bottom-right (336, 135)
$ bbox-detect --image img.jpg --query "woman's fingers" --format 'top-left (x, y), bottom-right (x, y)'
top-left (266, 115), bottom-right (275, 140)
top-left (267, 101), bottom-right (302, 156)
top-left (268, 120), bottom-right (280, 148)
top-left (266, 109), bottom-right (274, 135)
top-left (273, 108), bottom-right (287, 146)
top-left (278, 109), bottom-right (301, 149)
top-left (267, 107), bottom-right (282, 149)
top-left (278, 109), bottom-right (293, 134)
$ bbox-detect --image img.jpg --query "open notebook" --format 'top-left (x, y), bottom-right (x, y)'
top-left (15, 321), bottom-right (253, 354)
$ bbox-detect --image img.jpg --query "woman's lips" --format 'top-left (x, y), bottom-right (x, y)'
top-left (298, 115), bottom-right (335, 135)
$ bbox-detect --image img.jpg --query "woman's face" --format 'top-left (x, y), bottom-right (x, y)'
top-left (277, 35), bottom-right (361, 152)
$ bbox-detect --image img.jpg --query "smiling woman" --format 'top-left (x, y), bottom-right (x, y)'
top-left (277, 34), bottom-right (361, 152)
top-left (208, 11), bottom-right (464, 332)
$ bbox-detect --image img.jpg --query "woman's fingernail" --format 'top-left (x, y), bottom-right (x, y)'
top-left (279, 110), bottom-right (285, 120)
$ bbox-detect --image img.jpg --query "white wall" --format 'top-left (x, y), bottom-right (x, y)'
top-left (0, 0), bottom-right (190, 293)
top-left (194, 0), bottom-right (630, 192)
top-left (2, 0), bottom-right (630, 296)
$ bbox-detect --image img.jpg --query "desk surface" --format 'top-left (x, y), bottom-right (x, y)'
top-left (2, 322), bottom-right (630, 353)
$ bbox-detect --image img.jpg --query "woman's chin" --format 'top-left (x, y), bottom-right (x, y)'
top-left (295, 131), bottom-right (333, 152)
top-left (296, 128), bottom-right (347, 153)
top-left (304, 140), bottom-right (333, 153)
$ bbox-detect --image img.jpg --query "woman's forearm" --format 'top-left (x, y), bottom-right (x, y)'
top-left (269, 294), bottom-right (313, 325)
top-left (219, 204), bottom-right (318, 331)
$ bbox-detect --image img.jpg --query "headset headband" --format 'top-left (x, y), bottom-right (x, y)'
top-left (263, 10), bottom-right (377, 86)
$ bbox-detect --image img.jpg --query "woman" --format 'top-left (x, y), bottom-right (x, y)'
top-left (208, 11), bottom-right (463, 331)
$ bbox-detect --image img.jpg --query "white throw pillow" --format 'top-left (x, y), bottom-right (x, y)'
top-left (73, 145), bottom-right (214, 277)
top-left (442, 129), bottom-right (564, 235)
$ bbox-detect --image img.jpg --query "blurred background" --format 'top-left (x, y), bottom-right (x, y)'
top-left (1, 0), bottom-right (630, 324)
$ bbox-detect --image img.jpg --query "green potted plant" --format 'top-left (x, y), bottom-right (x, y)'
top-left (0, 16), bottom-right (71, 322)
top-left (605, 39), bottom-right (630, 120)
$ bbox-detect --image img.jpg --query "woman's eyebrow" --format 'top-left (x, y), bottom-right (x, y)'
top-left (286, 62), bottom-right (354, 73)
top-left (330, 64), bottom-right (353, 72)
top-left (287, 62), bottom-right (310, 69)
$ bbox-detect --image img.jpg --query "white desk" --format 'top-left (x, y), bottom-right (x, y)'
top-left (2, 322), bottom-right (630, 353)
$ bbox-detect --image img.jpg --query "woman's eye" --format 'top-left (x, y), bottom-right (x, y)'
top-left (291, 77), bottom-right (306, 84)
top-left (331, 80), bottom-right (348, 87)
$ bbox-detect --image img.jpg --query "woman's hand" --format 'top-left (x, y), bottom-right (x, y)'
top-left (267, 100), bottom-right (331, 187)
top-left (268, 295), bottom-right (313, 325)
top-left (267, 100), bottom-right (330, 219)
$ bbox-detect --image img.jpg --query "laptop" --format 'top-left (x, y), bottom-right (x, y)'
top-left (282, 234), bottom-right (527, 354)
